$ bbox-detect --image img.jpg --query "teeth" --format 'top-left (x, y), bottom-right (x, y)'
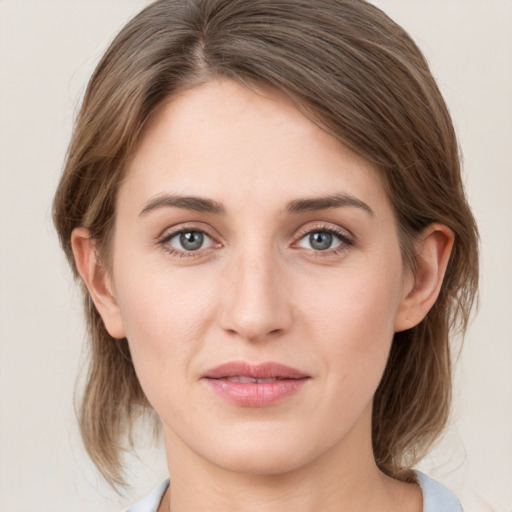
top-left (228, 376), bottom-right (257, 383)
top-left (226, 376), bottom-right (278, 383)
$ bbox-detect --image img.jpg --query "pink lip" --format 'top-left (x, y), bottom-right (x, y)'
top-left (202, 361), bottom-right (310, 407)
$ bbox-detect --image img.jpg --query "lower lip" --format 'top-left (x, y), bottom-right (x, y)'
top-left (204, 378), bottom-right (309, 407)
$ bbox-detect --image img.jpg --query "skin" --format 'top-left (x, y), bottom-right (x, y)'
top-left (72, 79), bottom-right (453, 511)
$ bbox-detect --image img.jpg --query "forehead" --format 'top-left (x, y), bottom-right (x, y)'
top-left (121, 78), bottom-right (390, 218)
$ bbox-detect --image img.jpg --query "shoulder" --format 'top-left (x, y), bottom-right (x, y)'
top-left (124, 479), bottom-right (170, 512)
top-left (416, 471), bottom-right (463, 512)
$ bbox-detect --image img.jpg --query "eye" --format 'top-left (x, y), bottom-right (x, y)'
top-left (296, 228), bottom-right (352, 252)
top-left (164, 229), bottom-right (215, 252)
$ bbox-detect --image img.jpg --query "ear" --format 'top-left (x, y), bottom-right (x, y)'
top-left (395, 223), bottom-right (454, 332)
top-left (71, 227), bottom-right (126, 339)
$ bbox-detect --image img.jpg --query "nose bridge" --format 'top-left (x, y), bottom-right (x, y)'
top-left (219, 240), bottom-right (291, 341)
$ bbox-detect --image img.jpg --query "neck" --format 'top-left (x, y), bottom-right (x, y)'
top-left (160, 409), bottom-right (422, 512)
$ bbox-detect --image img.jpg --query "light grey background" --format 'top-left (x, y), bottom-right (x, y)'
top-left (0, 1), bottom-right (511, 510)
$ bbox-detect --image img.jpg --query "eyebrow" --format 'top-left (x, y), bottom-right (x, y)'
top-left (139, 192), bottom-right (373, 217)
top-left (139, 194), bottom-right (225, 216)
top-left (285, 194), bottom-right (374, 216)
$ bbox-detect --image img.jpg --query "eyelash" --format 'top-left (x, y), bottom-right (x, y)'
top-left (157, 224), bottom-right (354, 259)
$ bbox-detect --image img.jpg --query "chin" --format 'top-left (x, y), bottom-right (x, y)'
top-left (212, 446), bottom-right (310, 476)
top-left (198, 424), bottom-right (325, 476)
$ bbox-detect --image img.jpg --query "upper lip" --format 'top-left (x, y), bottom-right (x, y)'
top-left (202, 361), bottom-right (309, 380)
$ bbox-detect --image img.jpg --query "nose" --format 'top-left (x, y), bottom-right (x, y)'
top-left (218, 247), bottom-right (293, 343)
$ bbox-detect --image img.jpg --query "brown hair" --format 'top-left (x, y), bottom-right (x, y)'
top-left (53, 0), bottom-right (479, 489)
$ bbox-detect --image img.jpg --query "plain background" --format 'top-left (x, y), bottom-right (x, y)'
top-left (0, 1), bottom-right (511, 510)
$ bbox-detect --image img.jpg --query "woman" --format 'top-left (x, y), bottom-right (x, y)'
top-left (52, 0), bottom-right (479, 510)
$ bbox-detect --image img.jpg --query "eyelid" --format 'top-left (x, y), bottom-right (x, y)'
top-left (294, 222), bottom-right (354, 243)
top-left (157, 221), bottom-right (218, 242)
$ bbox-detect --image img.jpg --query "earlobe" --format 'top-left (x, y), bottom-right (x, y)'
top-left (395, 223), bottom-right (454, 332)
top-left (71, 227), bottom-right (126, 339)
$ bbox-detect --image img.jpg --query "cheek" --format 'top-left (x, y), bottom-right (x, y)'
top-left (303, 258), bottom-right (404, 389)
top-left (112, 261), bottom-right (218, 392)
top-left (305, 256), bottom-right (403, 334)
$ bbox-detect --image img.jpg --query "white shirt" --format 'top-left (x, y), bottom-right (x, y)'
top-left (126, 471), bottom-right (463, 512)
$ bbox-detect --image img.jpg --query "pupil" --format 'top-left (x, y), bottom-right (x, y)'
top-left (180, 231), bottom-right (203, 251)
top-left (309, 232), bottom-right (332, 251)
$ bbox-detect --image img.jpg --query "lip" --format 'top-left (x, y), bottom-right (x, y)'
top-left (202, 361), bottom-right (310, 407)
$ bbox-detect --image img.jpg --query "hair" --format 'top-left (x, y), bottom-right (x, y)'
top-left (53, 0), bottom-right (479, 490)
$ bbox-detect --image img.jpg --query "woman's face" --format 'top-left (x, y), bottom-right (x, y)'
top-left (108, 79), bottom-right (413, 475)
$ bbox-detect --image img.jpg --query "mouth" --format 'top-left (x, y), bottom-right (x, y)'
top-left (222, 376), bottom-right (292, 383)
top-left (202, 361), bottom-right (310, 407)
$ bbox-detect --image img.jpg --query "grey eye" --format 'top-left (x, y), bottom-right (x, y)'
top-left (170, 231), bottom-right (211, 251)
top-left (309, 232), bottom-right (333, 251)
top-left (298, 231), bottom-right (343, 251)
